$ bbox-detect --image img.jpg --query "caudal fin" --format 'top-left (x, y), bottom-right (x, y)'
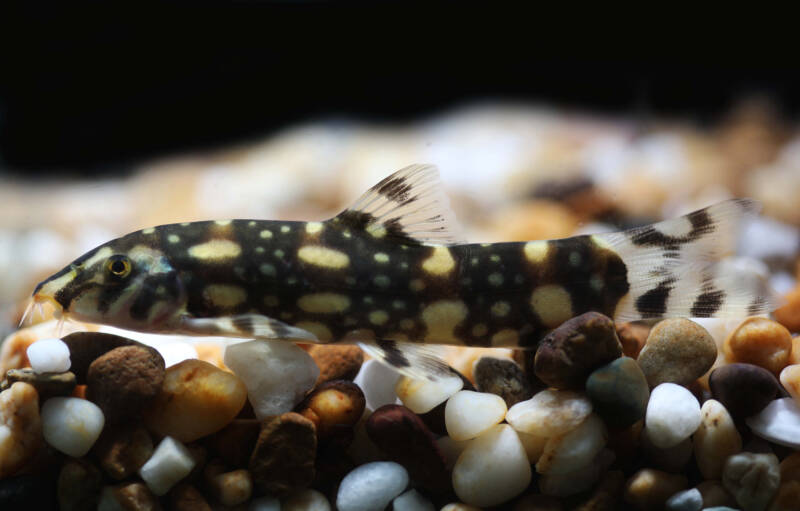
top-left (596, 199), bottom-right (775, 321)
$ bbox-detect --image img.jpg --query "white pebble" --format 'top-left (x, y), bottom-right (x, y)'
top-left (41, 397), bottom-right (104, 457)
top-left (665, 488), bottom-right (703, 511)
top-left (505, 389), bottom-right (592, 437)
top-left (516, 430), bottom-right (547, 464)
top-left (644, 383), bottom-right (701, 449)
top-left (452, 424), bottom-right (532, 507)
top-left (745, 397), bottom-right (800, 449)
top-left (353, 359), bottom-right (401, 411)
top-left (536, 414), bottom-right (607, 475)
top-left (26, 338), bottom-right (71, 373)
top-left (282, 488), bottom-right (331, 511)
top-left (156, 342), bottom-right (198, 368)
top-left (224, 340), bottom-right (319, 419)
top-left (392, 489), bottom-right (435, 511)
top-left (249, 496), bottom-right (280, 511)
top-left (445, 390), bottom-right (507, 441)
top-left (395, 373), bottom-right (463, 414)
top-left (139, 436), bottom-right (196, 496)
top-left (336, 461), bottom-right (409, 511)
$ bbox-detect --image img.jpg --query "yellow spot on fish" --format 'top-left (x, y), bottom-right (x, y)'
top-left (188, 239), bottom-right (242, 261)
top-left (297, 246), bottom-right (350, 269)
top-left (274, 249), bottom-right (285, 258)
top-left (400, 318), bottom-right (415, 330)
top-left (297, 293), bottom-right (351, 314)
top-left (422, 300), bottom-right (468, 343)
top-left (370, 224), bottom-right (387, 239)
top-left (180, 222), bottom-right (191, 227)
top-left (530, 285), bottom-right (573, 328)
top-left (248, 221), bottom-right (256, 227)
top-left (373, 275), bottom-right (391, 288)
top-left (295, 321), bottom-right (333, 342)
top-left (142, 227), bottom-right (155, 234)
top-left (215, 220), bottom-right (231, 226)
top-left (392, 300), bottom-right (405, 309)
top-left (490, 254), bottom-right (501, 263)
top-left (492, 329), bottom-right (519, 347)
top-left (83, 247), bottom-right (114, 269)
top-left (524, 241), bottom-right (549, 263)
top-left (488, 273), bottom-right (504, 286)
top-left (259, 263), bottom-right (276, 276)
top-left (281, 225), bottom-right (291, 233)
top-left (255, 247), bottom-right (265, 254)
top-left (569, 251), bottom-right (582, 266)
top-left (369, 310), bottom-right (389, 326)
top-left (491, 301), bottom-right (511, 317)
top-left (590, 274), bottom-right (604, 291)
top-left (263, 295), bottom-right (279, 307)
top-left (167, 234), bottom-right (180, 244)
top-left (305, 222), bottom-right (323, 235)
top-left (363, 296), bottom-right (374, 304)
top-left (374, 253), bottom-right (390, 263)
top-left (343, 230), bottom-right (352, 239)
top-left (260, 230), bottom-right (273, 239)
top-left (472, 323), bottom-right (488, 337)
top-left (409, 279), bottom-right (426, 292)
top-left (422, 246), bottom-right (455, 276)
top-left (203, 284), bottom-right (246, 308)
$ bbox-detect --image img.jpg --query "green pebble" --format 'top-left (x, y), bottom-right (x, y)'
top-left (586, 357), bottom-right (649, 428)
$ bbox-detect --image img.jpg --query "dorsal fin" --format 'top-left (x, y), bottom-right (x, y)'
top-left (331, 164), bottom-right (466, 245)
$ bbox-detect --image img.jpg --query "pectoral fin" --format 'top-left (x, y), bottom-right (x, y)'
top-left (179, 314), bottom-right (319, 342)
top-left (358, 339), bottom-right (454, 381)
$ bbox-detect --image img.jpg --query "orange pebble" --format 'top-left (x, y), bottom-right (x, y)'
top-left (723, 317), bottom-right (792, 376)
top-left (776, 287), bottom-right (800, 334)
top-left (780, 364), bottom-right (800, 405)
top-left (791, 336), bottom-right (800, 365)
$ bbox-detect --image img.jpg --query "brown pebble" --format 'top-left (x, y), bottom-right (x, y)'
top-left (624, 468), bottom-right (688, 511)
top-left (0, 382), bottom-right (42, 478)
top-left (92, 424), bottom-right (153, 480)
top-left (307, 344), bottom-right (364, 384)
top-left (3, 368), bottom-right (76, 399)
top-left (574, 470), bottom-right (625, 511)
top-left (87, 345), bottom-right (165, 422)
top-left (204, 461), bottom-right (253, 507)
top-left (57, 459), bottom-right (103, 511)
top-left (249, 412), bottom-right (317, 496)
top-left (169, 484), bottom-right (212, 511)
top-left (724, 317), bottom-right (792, 375)
top-left (637, 318), bottom-right (717, 387)
top-left (207, 419), bottom-right (260, 468)
top-left (61, 332), bottom-right (147, 383)
top-left (296, 380), bottom-right (365, 438)
top-left (474, 356), bottom-right (533, 407)
top-left (775, 286), bottom-right (800, 334)
top-left (770, 480), bottom-right (800, 511)
top-left (616, 322), bottom-right (650, 359)
top-left (102, 482), bottom-right (162, 511)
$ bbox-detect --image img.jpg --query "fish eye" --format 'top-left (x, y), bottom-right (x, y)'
top-left (106, 255), bottom-right (132, 279)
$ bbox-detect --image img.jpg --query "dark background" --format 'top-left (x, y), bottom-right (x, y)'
top-left (1, 3), bottom-right (797, 176)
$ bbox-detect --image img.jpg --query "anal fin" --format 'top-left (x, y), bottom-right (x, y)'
top-left (178, 314), bottom-right (319, 342)
top-left (358, 339), bottom-right (454, 382)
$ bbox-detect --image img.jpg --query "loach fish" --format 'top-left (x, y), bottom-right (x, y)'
top-left (30, 165), bottom-right (773, 381)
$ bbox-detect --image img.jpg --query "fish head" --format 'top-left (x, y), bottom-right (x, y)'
top-left (32, 237), bottom-right (187, 331)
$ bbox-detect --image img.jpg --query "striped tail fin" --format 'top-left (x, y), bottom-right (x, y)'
top-left (596, 199), bottom-right (776, 321)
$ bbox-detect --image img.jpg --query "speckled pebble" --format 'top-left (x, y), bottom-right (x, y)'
top-left (637, 318), bottom-right (717, 386)
top-left (709, 363), bottom-right (783, 420)
top-left (473, 356), bottom-right (533, 407)
top-left (745, 397), bottom-right (800, 449)
top-left (505, 389), bottom-right (592, 437)
top-left (3, 368), bottom-right (76, 400)
top-left (723, 317), bottom-right (792, 375)
top-left (586, 357), bottom-right (649, 427)
top-left (693, 399), bottom-right (742, 480)
top-left (0, 382), bottom-right (42, 478)
top-left (644, 383), bottom-right (701, 449)
top-left (452, 424), bottom-right (532, 507)
top-left (722, 452), bottom-right (780, 511)
top-left (445, 390), bottom-right (507, 441)
top-left (336, 461), bottom-right (409, 511)
top-left (665, 488), bottom-right (702, 511)
top-left (249, 412), bottom-right (317, 497)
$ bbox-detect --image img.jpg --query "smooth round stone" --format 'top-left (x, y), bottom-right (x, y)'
top-left (61, 332), bottom-right (144, 384)
top-left (536, 414), bottom-right (606, 475)
top-left (445, 390), bottom-right (507, 441)
top-left (780, 364), bottom-right (800, 404)
top-left (452, 424), bottom-right (532, 507)
top-left (665, 488), bottom-right (702, 511)
top-left (505, 389), bottom-right (592, 437)
top-left (296, 380), bottom-right (365, 438)
top-left (693, 399), bottom-right (741, 480)
top-left (41, 397), bottom-right (105, 457)
top-left (723, 317), bottom-right (792, 375)
top-left (637, 318), bottom-right (717, 387)
top-left (745, 397), bottom-right (800, 448)
top-left (353, 359), bottom-right (400, 411)
top-left (26, 338), bottom-right (71, 374)
top-left (395, 373), bottom-right (463, 414)
top-left (392, 489), bottom-right (435, 511)
top-left (473, 356), bottom-right (533, 407)
top-left (722, 452), bottom-right (780, 511)
top-left (624, 469), bottom-right (688, 511)
top-left (308, 344), bottom-right (364, 385)
top-left (644, 383), bottom-right (701, 449)
top-left (138, 436), bottom-right (196, 496)
top-left (586, 357), bottom-right (649, 427)
top-left (250, 413), bottom-right (317, 496)
top-left (144, 359), bottom-right (247, 442)
top-left (534, 312), bottom-right (622, 389)
top-left (282, 488), bottom-right (331, 511)
top-left (224, 340), bottom-right (319, 419)
top-left (0, 382), bottom-right (42, 478)
top-left (538, 448), bottom-right (615, 497)
top-left (709, 363), bottom-right (783, 420)
top-left (335, 462), bottom-right (409, 511)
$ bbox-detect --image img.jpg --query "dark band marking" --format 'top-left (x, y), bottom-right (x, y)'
top-left (635, 277), bottom-right (676, 318)
top-left (628, 209), bottom-right (715, 249)
top-left (376, 339), bottom-right (411, 368)
top-left (748, 296), bottom-right (766, 316)
top-left (374, 176), bottom-right (414, 203)
top-left (232, 315), bottom-right (255, 335)
top-left (690, 288), bottom-right (726, 317)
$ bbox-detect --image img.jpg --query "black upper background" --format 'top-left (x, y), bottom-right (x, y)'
top-left (1, 3), bottom-right (798, 177)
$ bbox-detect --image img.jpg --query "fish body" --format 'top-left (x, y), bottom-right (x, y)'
top-left (32, 165), bottom-right (773, 380)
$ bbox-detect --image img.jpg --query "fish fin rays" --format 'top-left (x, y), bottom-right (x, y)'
top-left (179, 314), bottom-right (320, 342)
top-left (358, 339), bottom-right (454, 382)
top-left (597, 199), bottom-right (776, 320)
top-left (332, 164), bottom-right (466, 245)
